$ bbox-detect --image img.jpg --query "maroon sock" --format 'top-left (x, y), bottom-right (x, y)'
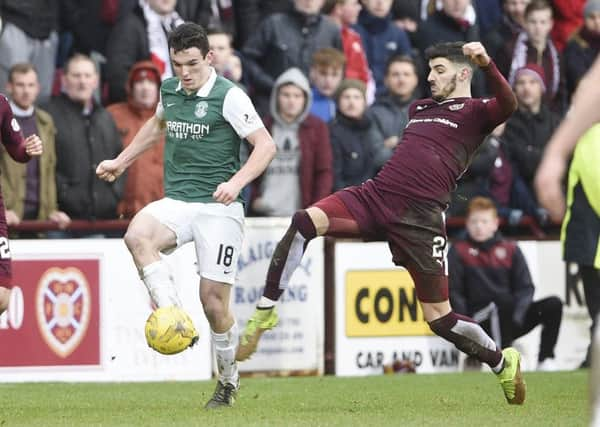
top-left (429, 311), bottom-right (503, 368)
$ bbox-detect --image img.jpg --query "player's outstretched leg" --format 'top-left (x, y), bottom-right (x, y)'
top-left (237, 209), bottom-right (318, 361)
top-left (428, 310), bottom-right (526, 404)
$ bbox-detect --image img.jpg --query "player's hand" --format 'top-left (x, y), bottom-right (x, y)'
top-left (5, 210), bottom-right (20, 226)
top-left (213, 181), bottom-right (242, 205)
top-left (24, 134), bottom-right (43, 156)
top-left (49, 210), bottom-right (72, 230)
top-left (96, 159), bottom-right (125, 182)
top-left (463, 42), bottom-right (490, 67)
top-left (534, 152), bottom-right (566, 223)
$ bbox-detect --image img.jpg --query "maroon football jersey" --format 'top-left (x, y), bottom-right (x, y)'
top-left (0, 95), bottom-right (25, 152)
top-left (346, 62), bottom-right (515, 223)
top-left (0, 93), bottom-right (27, 285)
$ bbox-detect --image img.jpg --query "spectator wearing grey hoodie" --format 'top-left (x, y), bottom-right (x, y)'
top-left (250, 67), bottom-right (333, 216)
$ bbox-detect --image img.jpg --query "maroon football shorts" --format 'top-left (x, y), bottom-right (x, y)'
top-left (327, 188), bottom-right (449, 303)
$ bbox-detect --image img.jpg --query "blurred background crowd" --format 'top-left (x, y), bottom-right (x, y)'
top-left (1, 0), bottom-right (598, 237)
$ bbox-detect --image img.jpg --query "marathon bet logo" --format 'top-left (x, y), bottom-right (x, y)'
top-left (166, 121), bottom-right (210, 140)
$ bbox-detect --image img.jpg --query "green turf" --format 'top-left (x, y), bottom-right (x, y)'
top-left (0, 371), bottom-right (588, 427)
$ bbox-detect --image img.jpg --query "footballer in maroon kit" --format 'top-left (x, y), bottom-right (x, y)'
top-left (0, 94), bottom-right (43, 315)
top-left (239, 42), bottom-right (526, 404)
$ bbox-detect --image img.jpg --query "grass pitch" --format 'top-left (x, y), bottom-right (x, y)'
top-left (1, 371), bottom-right (587, 427)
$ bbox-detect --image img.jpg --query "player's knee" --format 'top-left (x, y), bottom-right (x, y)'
top-left (124, 228), bottom-right (151, 255)
top-left (291, 210), bottom-right (317, 240)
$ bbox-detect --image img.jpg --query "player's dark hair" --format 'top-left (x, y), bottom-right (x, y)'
top-left (168, 23), bottom-right (210, 56)
top-left (425, 42), bottom-right (473, 69)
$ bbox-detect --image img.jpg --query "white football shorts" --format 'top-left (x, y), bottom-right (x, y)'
top-left (140, 197), bottom-right (244, 285)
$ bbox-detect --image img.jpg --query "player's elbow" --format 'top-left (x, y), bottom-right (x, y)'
top-left (263, 138), bottom-right (277, 161)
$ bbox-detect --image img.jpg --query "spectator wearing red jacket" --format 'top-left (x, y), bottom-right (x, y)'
top-left (550, 0), bottom-right (586, 51)
top-left (322, 0), bottom-right (371, 85)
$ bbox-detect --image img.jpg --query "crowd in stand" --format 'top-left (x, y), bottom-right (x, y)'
top-left (1, 0), bottom-right (599, 235)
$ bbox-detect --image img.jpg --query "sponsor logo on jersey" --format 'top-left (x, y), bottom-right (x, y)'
top-left (195, 101), bottom-right (208, 118)
top-left (36, 267), bottom-right (92, 358)
top-left (448, 103), bottom-right (464, 111)
top-left (407, 117), bottom-right (458, 128)
top-left (345, 270), bottom-right (434, 337)
top-left (166, 121), bottom-right (210, 140)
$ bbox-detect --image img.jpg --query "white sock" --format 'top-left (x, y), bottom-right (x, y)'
top-left (141, 260), bottom-right (181, 307)
top-left (212, 322), bottom-right (239, 387)
top-left (492, 355), bottom-right (505, 374)
top-left (257, 296), bottom-right (277, 309)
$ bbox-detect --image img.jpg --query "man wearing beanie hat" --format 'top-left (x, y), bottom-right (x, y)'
top-left (502, 63), bottom-right (560, 223)
top-left (329, 78), bottom-right (386, 190)
top-left (107, 60), bottom-right (164, 218)
top-left (563, 0), bottom-right (600, 100)
top-left (334, 78), bottom-right (367, 103)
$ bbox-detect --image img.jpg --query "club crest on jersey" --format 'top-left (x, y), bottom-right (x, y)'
top-left (11, 118), bottom-right (20, 132)
top-left (449, 103), bottom-right (464, 111)
top-left (195, 101), bottom-right (208, 118)
top-left (36, 267), bottom-right (92, 358)
top-left (495, 247), bottom-right (507, 259)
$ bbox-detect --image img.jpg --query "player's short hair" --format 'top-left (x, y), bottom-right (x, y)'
top-left (385, 55), bottom-right (418, 76)
top-left (168, 22), bottom-right (210, 56)
top-left (8, 63), bottom-right (37, 82)
top-left (311, 48), bottom-right (346, 70)
top-left (64, 53), bottom-right (97, 75)
top-left (425, 42), bottom-right (473, 69)
top-left (525, 0), bottom-right (553, 18)
top-left (321, 0), bottom-right (345, 14)
top-left (466, 196), bottom-right (498, 218)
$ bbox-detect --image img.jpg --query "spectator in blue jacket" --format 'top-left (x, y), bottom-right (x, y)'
top-left (353, 0), bottom-right (412, 96)
top-left (449, 196), bottom-right (563, 371)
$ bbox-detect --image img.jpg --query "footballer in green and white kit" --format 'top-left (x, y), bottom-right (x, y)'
top-left (141, 68), bottom-right (263, 284)
top-left (96, 23), bottom-right (276, 409)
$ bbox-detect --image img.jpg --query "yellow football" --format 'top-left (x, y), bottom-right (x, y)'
top-left (144, 306), bottom-right (199, 355)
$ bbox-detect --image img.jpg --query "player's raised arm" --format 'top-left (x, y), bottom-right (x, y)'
top-left (463, 42), bottom-right (517, 122)
top-left (96, 114), bottom-right (165, 182)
